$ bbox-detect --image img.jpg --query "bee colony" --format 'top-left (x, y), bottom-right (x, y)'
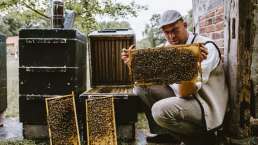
top-left (128, 43), bottom-right (201, 85)
top-left (45, 93), bottom-right (80, 145)
top-left (86, 96), bottom-right (117, 145)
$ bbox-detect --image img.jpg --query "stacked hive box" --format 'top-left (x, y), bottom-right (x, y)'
top-left (19, 29), bottom-right (86, 139)
top-left (0, 33), bottom-right (7, 113)
top-left (79, 29), bottom-right (140, 142)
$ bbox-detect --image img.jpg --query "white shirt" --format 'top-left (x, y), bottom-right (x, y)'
top-left (168, 32), bottom-right (221, 97)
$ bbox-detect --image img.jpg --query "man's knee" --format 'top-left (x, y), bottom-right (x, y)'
top-left (151, 100), bottom-right (177, 128)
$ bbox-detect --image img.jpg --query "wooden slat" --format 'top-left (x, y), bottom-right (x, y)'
top-left (100, 39), bottom-right (104, 83)
top-left (106, 40), bottom-right (111, 83)
top-left (119, 40), bottom-right (123, 82)
top-left (116, 40), bottom-right (121, 83)
top-left (112, 40), bottom-right (116, 83)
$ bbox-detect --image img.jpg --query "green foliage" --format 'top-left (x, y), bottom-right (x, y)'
top-left (0, 0), bottom-right (147, 35)
top-left (0, 10), bottom-right (49, 36)
top-left (139, 14), bottom-right (165, 48)
top-left (0, 139), bottom-right (48, 145)
top-left (184, 9), bottom-right (193, 32)
top-left (138, 10), bottom-right (193, 48)
top-left (97, 21), bottom-right (131, 30)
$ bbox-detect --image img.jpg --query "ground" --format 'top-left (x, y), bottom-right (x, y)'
top-left (0, 55), bottom-right (180, 145)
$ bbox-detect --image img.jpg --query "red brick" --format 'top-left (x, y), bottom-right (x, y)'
top-left (212, 32), bottom-right (222, 40)
top-left (205, 25), bottom-right (216, 33)
top-left (206, 11), bottom-right (215, 18)
top-left (200, 15), bottom-right (206, 21)
top-left (215, 39), bottom-right (224, 47)
top-left (200, 20), bottom-right (206, 27)
top-left (200, 27), bottom-right (206, 33)
top-left (215, 5), bottom-right (224, 15)
top-left (216, 22), bottom-right (224, 31)
top-left (206, 18), bottom-right (215, 26)
top-left (215, 14), bottom-right (224, 23)
top-left (221, 31), bottom-right (224, 39)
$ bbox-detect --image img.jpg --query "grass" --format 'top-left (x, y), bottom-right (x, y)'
top-left (0, 140), bottom-right (48, 145)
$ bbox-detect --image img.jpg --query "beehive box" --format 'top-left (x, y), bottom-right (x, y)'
top-left (88, 29), bottom-right (134, 86)
top-left (0, 33), bottom-right (7, 113)
top-left (86, 96), bottom-right (117, 145)
top-left (128, 44), bottom-right (201, 85)
top-left (45, 93), bottom-right (80, 145)
top-left (79, 29), bottom-right (140, 142)
top-left (19, 28), bottom-right (87, 126)
top-left (79, 86), bottom-right (139, 142)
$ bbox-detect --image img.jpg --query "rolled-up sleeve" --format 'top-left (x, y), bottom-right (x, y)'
top-left (195, 42), bottom-right (220, 90)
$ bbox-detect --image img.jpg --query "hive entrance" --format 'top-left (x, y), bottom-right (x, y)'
top-left (86, 96), bottom-right (117, 145)
top-left (86, 86), bottom-right (132, 94)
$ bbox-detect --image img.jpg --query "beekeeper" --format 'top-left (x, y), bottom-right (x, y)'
top-left (121, 10), bottom-right (228, 145)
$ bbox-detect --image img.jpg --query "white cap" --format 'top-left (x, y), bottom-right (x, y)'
top-left (159, 10), bottom-right (183, 28)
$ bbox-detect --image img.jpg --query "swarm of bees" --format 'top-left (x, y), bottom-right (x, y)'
top-left (86, 96), bottom-right (117, 145)
top-left (45, 93), bottom-right (80, 145)
top-left (128, 44), bottom-right (201, 85)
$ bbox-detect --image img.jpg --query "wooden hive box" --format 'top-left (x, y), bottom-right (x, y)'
top-left (19, 28), bottom-right (87, 128)
top-left (79, 29), bottom-right (140, 143)
top-left (0, 33), bottom-right (7, 113)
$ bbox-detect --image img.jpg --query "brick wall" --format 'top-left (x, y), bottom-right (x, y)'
top-left (192, 0), bottom-right (224, 59)
top-left (199, 4), bottom-right (224, 59)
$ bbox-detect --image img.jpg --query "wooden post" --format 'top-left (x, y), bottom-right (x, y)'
top-left (224, 0), bottom-right (256, 144)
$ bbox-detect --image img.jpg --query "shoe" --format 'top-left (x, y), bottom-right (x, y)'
top-left (146, 134), bottom-right (181, 143)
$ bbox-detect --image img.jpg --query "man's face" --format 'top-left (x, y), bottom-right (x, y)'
top-left (161, 20), bottom-right (188, 45)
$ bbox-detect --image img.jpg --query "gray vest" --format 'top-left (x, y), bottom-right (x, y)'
top-left (160, 35), bottom-right (229, 130)
top-left (193, 35), bottom-right (229, 131)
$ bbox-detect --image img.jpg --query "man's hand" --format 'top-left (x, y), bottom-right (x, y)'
top-left (121, 44), bottom-right (135, 64)
top-left (200, 44), bottom-right (208, 62)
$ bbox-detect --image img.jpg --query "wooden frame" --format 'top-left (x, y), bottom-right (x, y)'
top-left (128, 43), bottom-right (201, 85)
top-left (45, 92), bottom-right (81, 145)
top-left (85, 96), bottom-right (117, 145)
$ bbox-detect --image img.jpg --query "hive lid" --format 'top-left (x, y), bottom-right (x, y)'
top-left (19, 28), bottom-right (86, 42)
top-left (89, 28), bottom-right (134, 37)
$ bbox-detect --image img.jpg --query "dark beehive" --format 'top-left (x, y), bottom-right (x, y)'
top-left (19, 29), bottom-right (86, 125)
top-left (79, 29), bottom-right (139, 142)
top-left (0, 33), bottom-right (7, 113)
